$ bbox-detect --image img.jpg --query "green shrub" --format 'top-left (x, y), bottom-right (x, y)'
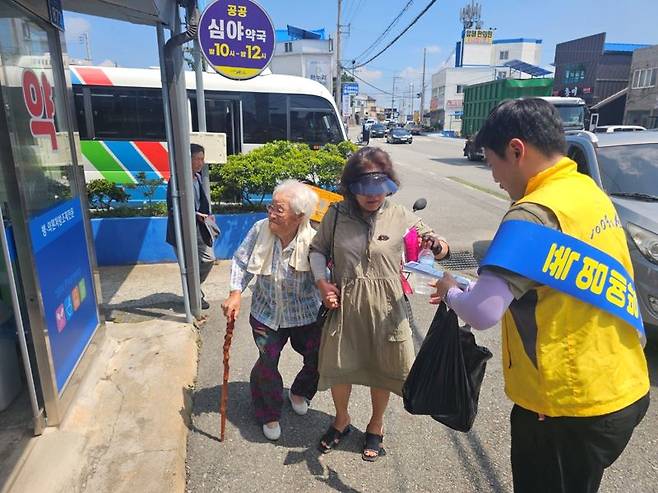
top-left (87, 179), bottom-right (129, 210)
top-left (214, 140), bottom-right (353, 205)
top-left (89, 202), bottom-right (167, 218)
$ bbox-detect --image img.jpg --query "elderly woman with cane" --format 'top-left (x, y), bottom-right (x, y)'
top-left (310, 147), bottom-right (449, 461)
top-left (221, 180), bottom-right (322, 441)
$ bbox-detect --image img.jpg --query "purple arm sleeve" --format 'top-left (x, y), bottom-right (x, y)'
top-left (444, 271), bottom-right (514, 330)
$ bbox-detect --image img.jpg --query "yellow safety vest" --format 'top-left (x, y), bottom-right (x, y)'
top-left (502, 157), bottom-right (649, 417)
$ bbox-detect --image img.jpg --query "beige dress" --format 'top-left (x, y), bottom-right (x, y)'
top-left (310, 199), bottom-right (435, 395)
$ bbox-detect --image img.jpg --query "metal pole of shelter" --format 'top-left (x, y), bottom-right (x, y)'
top-left (335, 0), bottom-right (342, 113)
top-left (157, 23), bottom-right (193, 323)
top-left (191, 6), bottom-right (210, 199)
top-left (163, 7), bottom-right (203, 319)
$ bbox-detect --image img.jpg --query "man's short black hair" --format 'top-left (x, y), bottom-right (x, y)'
top-left (190, 143), bottom-right (205, 156)
top-left (475, 98), bottom-right (566, 159)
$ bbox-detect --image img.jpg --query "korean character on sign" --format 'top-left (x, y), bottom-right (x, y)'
top-left (208, 18), bottom-right (224, 40)
top-left (256, 29), bottom-right (267, 42)
top-left (245, 28), bottom-right (256, 42)
top-left (627, 283), bottom-right (639, 318)
top-left (225, 20), bottom-right (244, 41)
top-left (542, 243), bottom-right (581, 281)
top-left (227, 4), bottom-right (237, 16)
top-left (41, 225), bottom-right (47, 237)
top-left (575, 256), bottom-right (609, 295)
top-left (605, 269), bottom-right (627, 308)
top-left (237, 5), bottom-right (247, 17)
top-left (21, 70), bottom-right (58, 150)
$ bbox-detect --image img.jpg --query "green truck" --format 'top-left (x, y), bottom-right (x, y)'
top-left (461, 78), bottom-right (587, 161)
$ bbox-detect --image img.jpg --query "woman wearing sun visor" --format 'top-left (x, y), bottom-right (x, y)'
top-left (309, 147), bottom-right (450, 461)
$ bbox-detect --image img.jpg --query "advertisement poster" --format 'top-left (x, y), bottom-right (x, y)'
top-left (28, 197), bottom-right (99, 392)
top-left (198, 0), bottom-right (275, 80)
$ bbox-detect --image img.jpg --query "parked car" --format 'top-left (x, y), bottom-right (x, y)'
top-left (405, 123), bottom-right (423, 135)
top-left (566, 131), bottom-right (658, 338)
top-left (593, 125), bottom-right (646, 133)
top-left (386, 128), bottom-right (413, 144)
top-left (370, 123), bottom-right (386, 138)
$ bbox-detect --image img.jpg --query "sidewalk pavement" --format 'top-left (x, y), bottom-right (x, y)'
top-left (2, 265), bottom-right (198, 493)
top-left (4, 259), bottom-right (654, 493)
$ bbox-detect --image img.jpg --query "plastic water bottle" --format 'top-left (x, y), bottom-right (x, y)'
top-left (414, 248), bottom-right (435, 295)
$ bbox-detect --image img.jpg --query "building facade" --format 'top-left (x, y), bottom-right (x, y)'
top-left (553, 33), bottom-right (648, 108)
top-left (624, 45), bottom-right (658, 129)
top-left (431, 35), bottom-right (543, 133)
top-left (269, 26), bottom-right (334, 95)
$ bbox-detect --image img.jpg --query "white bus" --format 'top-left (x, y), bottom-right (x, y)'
top-left (70, 65), bottom-right (346, 202)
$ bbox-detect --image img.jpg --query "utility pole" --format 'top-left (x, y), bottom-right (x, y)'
top-left (79, 32), bottom-right (92, 62)
top-left (410, 82), bottom-right (414, 121)
top-left (391, 76), bottom-right (401, 121)
top-left (335, 0), bottom-right (342, 113)
top-left (420, 47), bottom-right (427, 125)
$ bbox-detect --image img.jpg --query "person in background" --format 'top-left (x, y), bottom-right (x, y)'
top-left (166, 143), bottom-right (216, 309)
top-left (310, 147), bottom-right (449, 462)
top-left (432, 99), bottom-right (649, 493)
top-left (221, 180), bottom-right (321, 441)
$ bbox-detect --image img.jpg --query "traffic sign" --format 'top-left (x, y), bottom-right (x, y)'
top-left (342, 82), bottom-right (359, 95)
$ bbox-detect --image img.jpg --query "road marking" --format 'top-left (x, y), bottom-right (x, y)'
top-left (446, 176), bottom-right (508, 201)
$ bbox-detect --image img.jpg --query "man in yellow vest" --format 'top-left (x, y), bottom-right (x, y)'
top-left (432, 98), bottom-right (649, 493)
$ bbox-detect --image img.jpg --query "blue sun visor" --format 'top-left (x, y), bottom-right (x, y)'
top-left (348, 172), bottom-right (398, 196)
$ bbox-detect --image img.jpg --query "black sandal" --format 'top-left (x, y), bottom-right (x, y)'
top-left (362, 432), bottom-right (386, 462)
top-left (318, 424), bottom-right (352, 454)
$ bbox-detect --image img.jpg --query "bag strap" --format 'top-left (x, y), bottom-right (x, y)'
top-left (327, 204), bottom-right (339, 283)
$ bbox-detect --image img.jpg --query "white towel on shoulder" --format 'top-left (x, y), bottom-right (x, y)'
top-left (246, 219), bottom-right (316, 275)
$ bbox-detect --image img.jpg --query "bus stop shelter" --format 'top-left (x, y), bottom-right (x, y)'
top-left (0, 0), bottom-right (202, 442)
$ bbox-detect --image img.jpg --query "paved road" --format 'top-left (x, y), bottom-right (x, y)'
top-left (185, 137), bottom-right (658, 493)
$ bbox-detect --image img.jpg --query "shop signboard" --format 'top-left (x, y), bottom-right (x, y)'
top-left (464, 29), bottom-right (493, 45)
top-left (198, 0), bottom-right (275, 80)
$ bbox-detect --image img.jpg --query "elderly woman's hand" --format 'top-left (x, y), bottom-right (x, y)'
top-left (420, 234), bottom-right (450, 261)
top-left (317, 279), bottom-right (340, 309)
top-left (221, 291), bottom-right (241, 321)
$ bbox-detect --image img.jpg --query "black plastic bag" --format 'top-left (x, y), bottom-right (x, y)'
top-left (403, 302), bottom-right (493, 432)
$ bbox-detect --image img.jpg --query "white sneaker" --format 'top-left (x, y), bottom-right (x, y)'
top-left (288, 389), bottom-right (309, 416)
top-left (262, 422), bottom-right (281, 441)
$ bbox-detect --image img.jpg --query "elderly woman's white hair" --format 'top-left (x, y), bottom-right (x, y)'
top-left (273, 179), bottom-right (319, 220)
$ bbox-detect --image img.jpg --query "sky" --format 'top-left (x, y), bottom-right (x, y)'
top-left (63, 0), bottom-right (658, 107)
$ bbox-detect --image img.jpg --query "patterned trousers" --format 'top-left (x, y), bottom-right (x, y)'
top-left (249, 315), bottom-right (321, 424)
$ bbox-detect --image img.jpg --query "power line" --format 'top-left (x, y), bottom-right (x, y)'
top-left (354, 0), bottom-right (415, 62)
top-left (353, 0), bottom-right (439, 69)
top-left (351, 71), bottom-right (421, 100)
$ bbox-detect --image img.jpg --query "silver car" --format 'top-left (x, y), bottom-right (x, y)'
top-left (566, 131), bottom-right (658, 337)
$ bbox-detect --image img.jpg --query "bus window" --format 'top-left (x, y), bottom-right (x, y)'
top-left (241, 93), bottom-right (286, 143)
top-left (89, 87), bottom-right (165, 141)
top-left (72, 85), bottom-right (89, 139)
top-left (290, 110), bottom-right (342, 145)
top-left (289, 94), bottom-right (333, 110)
top-left (190, 94), bottom-right (240, 155)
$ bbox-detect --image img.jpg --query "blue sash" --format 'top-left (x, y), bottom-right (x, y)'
top-left (480, 220), bottom-right (645, 342)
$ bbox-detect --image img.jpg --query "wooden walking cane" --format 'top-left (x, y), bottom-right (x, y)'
top-left (220, 316), bottom-right (235, 441)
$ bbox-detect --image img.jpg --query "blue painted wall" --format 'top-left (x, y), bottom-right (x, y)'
top-left (91, 213), bottom-right (267, 266)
